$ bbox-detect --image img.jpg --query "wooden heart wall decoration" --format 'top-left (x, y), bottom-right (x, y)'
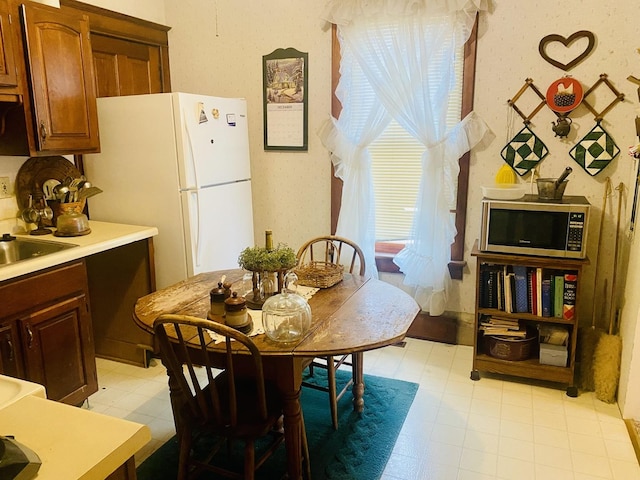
top-left (538, 30), bottom-right (596, 71)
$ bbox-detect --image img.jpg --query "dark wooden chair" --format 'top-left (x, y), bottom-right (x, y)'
top-left (296, 235), bottom-right (366, 430)
top-left (153, 313), bottom-right (309, 480)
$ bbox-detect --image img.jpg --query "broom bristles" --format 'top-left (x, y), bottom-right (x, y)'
top-left (578, 327), bottom-right (603, 391)
top-left (593, 333), bottom-right (622, 403)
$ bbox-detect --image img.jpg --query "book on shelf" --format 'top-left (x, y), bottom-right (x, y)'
top-left (563, 273), bottom-right (578, 320)
top-left (536, 268), bottom-right (543, 316)
top-left (513, 265), bottom-right (529, 313)
top-left (481, 325), bottom-right (528, 337)
top-left (497, 269), bottom-right (503, 311)
top-left (480, 265), bottom-right (502, 309)
top-left (480, 316), bottom-right (519, 328)
top-left (504, 268), bottom-right (515, 314)
top-left (479, 315), bottom-right (526, 336)
top-left (553, 274), bottom-right (564, 318)
top-left (541, 274), bottom-right (552, 317)
top-left (528, 268), bottom-right (537, 316)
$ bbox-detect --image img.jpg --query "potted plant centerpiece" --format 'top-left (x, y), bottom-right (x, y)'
top-left (238, 242), bottom-right (297, 309)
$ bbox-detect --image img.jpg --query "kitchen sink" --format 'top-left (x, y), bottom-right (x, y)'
top-left (0, 234), bottom-right (77, 266)
top-left (0, 375), bottom-right (46, 409)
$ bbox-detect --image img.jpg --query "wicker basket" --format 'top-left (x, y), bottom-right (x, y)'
top-left (485, 334), bottom-right (537, 361)
top-left (295, 261), bottom-right (344, 288)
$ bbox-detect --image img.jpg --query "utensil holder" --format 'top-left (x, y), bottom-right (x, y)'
top-left (49, 199), bottom-right (86, 223)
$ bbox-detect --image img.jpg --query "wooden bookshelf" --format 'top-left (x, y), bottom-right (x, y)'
top-left (471, 241), bottom-right (589, 396)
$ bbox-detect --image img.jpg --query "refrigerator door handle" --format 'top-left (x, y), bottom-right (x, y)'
top-left (183, 110), bottom-right (200, 189)
top-left (189, 189), bottom-right (204, 269)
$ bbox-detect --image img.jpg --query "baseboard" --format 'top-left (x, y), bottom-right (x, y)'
top-left (624, 419), bottom-right (640, 464)
top-left (407, 313), bottom-right (457, 344)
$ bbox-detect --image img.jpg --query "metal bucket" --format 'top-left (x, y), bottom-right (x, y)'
top-left (537, 178), bottom-right (568, 200)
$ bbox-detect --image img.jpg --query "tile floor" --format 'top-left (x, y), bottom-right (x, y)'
top-left (86, 338), bottom-right (640, 479)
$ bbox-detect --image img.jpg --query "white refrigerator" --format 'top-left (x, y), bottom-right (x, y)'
top-left (83, 92), bottom-right (255, 289)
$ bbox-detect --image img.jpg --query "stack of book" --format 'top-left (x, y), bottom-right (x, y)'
top-left (479, 316), bottom-right (527, 337)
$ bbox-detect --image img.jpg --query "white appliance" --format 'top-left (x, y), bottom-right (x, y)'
top-left (84, 93), bottom-right (255, 289)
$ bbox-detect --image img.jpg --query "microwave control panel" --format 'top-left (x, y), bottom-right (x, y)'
top-left (567, 212), bottom-right (586, 251)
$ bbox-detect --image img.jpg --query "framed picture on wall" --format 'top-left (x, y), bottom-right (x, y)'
top-left (262, 47), bottom-right (308, 151)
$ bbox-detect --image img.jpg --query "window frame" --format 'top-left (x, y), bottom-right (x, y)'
top-left (329, 17), bottom-right (479, 280)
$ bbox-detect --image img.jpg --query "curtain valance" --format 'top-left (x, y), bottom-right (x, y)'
top-left (322, 0), bottom-right (493, 25)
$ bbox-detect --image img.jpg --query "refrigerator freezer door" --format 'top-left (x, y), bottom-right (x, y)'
top-left (181, 180), bottom-right (254, 276)
top-left (173, 93), bottom-right (251, 190)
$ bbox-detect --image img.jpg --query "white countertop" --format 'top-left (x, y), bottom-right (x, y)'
top-left (0, 221), bottom-right (158, 282)
top-left (0, 395), bottom-right (151, 479)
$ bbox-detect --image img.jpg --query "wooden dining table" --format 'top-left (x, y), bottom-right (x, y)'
top-left (133, 268), bottom-right (420, 479)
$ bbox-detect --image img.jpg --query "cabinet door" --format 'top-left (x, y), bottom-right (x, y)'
top-left (0, 0), bottom-right (17, 88)
top-left (0, 321), bottom-right (22, 377)
top-left (91, 34), bottom-right (163, 97)
top-left (20, 293), bottom-right (97, 405)
top-left (20, 2), bottom-right (99, 153)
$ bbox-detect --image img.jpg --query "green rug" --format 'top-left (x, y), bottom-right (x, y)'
top-left (137, 369), bottom-right (418, 480)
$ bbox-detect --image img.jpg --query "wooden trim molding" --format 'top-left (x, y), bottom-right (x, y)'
top-left (330, 24), bottom-right (342, 235)
top-left (60, 0), bottom-right (170, 44)
top-left (449, 15), bottom-right (479, 280)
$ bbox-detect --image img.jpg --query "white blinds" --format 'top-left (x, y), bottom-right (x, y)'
top-left (369, 44), bottom-right (464, 242)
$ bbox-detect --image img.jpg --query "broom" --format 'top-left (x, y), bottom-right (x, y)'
top-left (578, 178), bottom-right (610, 390)
top-left (593, 182), bottom-right (624, 403)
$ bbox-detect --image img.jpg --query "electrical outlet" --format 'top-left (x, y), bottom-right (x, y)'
top-left (0, 177), bottom-right (11, 198)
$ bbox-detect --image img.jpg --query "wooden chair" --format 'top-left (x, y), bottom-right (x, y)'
top-left (153, 313), bottom-right (309, 480)
top-left (296, 235), bottom-right (366, 430)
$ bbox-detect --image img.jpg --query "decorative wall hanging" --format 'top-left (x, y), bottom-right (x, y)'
top-left (501, 124), bottom-right (550, 176)
top-left (506, 78), bottom-right (547, 124)
top-left (262, 47), bottom-right (308, 151)
top-left (546, 77), bottom-right (583, 113)
top-left (538, 31), bottom-right (596, 71)
top-left (580, 73), bottom-right (625, 122)
top-left (569, 74), bottom-right (624, 176)
top-left (569, 123), bottom-right (620, 176)
top-left (545, 77), bottom-right (583, 138)
top-left (502, 79), bottom-right (549, 175)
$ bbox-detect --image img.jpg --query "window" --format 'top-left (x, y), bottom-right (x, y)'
top-left (330, 19), bottom-right (478, 278)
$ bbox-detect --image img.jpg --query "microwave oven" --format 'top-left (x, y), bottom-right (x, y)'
top-left (479, 195), bottom-right (590, 258)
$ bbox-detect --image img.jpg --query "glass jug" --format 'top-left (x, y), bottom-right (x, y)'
top-left (262, 272), bottom-right (312, 344)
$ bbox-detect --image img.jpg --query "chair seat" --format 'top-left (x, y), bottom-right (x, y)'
top-left (184, 375), bottom-right (283, 439)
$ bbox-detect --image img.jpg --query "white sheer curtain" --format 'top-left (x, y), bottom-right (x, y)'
top-left (317, 36), bottom-right (390, 278)
top-left (320, 0), bottom-right (493, 315)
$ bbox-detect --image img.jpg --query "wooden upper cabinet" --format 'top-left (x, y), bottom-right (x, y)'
top-left (0, 0), bottom-right (18, 90)
top-left (58, 0), bottom-right (171, 99)
top-left (91, 34), bottom-right (163, 97)
top-left (20, 2), bottom-right (99, 153)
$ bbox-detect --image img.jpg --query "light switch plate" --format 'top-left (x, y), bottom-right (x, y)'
top-left (0, 177), bottom-right (11, 198)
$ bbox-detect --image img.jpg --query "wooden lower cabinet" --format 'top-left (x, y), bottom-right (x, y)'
top-left (0, 260), bottom-right (98, 405)
top-left (470, 242), bottom-right (588, 397)
top-left (86, 239), bottom-right (156, 367)
top-left (20, 293), bottom-right (96, 404)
